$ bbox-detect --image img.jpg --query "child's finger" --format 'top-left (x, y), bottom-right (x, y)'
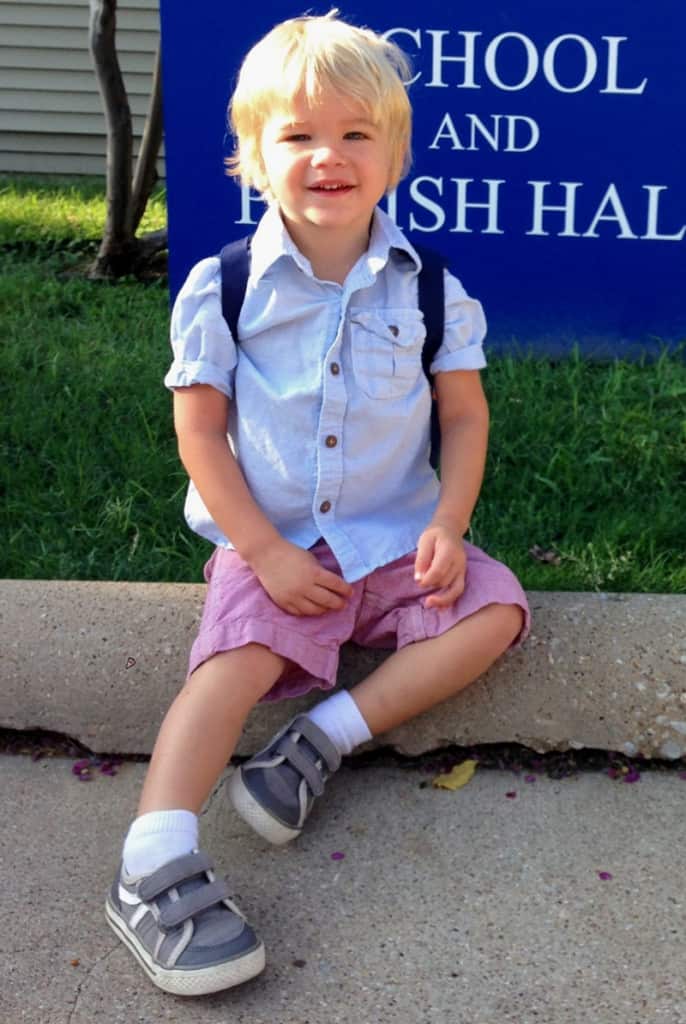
top-left (294, 597), bottom-right (329, 616)
top-left (311, 584), bottom-right (348, 610)
top-left (424, 574), bottom-right (466, 609)
top-left (416, 545), bottom-right (455, 588)
top-left (316, 566), bottom-right (353, 598)
top-left (414, 533), bottom-right (436, 583)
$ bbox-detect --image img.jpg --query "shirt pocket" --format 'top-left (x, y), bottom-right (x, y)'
top-left (349, 309), bottom-right (425, 400)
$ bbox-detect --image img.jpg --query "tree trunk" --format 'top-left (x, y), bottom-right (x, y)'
top-left (88, 0), bottom-right (167, 278)
top-left (130, 41), bottom-right (164, 236)
top-left (89, 0), bottom-right (136, 276)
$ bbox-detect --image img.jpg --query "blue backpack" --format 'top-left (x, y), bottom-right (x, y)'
top-left (219, 236), bottom-right (447, 469)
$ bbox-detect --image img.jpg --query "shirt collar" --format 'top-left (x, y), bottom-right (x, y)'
top-left (365, 206), bottom-right (421, 277)
top-left (248, 203), bottom-right (422, 285)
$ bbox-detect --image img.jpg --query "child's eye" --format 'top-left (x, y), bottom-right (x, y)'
top-left (283, 133), bottom-right (310, 143)
top-left (345, 131), bottom-right (368, 140)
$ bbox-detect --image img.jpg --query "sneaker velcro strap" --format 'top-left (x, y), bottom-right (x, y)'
top-left (282, 716), bottom-right (341, 770)
top-left (157, 878), bottom-right (232, 930)
top-left (279, 738), bottom-right (327, 797)
top-left (138, 850), bottom-right (214, 902)
top-left (291, 716), bottom-right (341, 773)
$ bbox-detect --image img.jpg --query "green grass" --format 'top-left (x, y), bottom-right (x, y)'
top-left (478, 351), bottom-right (686, 592)
top-left (0, 174), bottom-right (166, 249)
top-left (1, 175), bottom-right (685, 590)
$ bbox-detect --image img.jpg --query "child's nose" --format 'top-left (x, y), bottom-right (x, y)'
top-left (311, 145), bottom-right (345, 167)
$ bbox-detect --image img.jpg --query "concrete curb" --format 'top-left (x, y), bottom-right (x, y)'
top-left (2, 580), bottom-right (685, 758)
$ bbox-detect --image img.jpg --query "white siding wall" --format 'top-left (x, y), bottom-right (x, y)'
top-left (0, 0), bottom-right (164, 177)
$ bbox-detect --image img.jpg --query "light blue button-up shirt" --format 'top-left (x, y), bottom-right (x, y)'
top-left (165, 205), bottom-right (487, 581)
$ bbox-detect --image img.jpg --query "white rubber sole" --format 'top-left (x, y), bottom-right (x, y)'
top-left (105, 897), bottom-right (266, 996)
top-left (227, 769), bottom-right (301, 846)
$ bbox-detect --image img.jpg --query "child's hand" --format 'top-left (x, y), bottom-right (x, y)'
top-left (414, 523), bottom-right (467, 609)
top-left (249, 538), bottom-right (353, 617)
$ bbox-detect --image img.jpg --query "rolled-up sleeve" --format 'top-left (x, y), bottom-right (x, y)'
top-left (429, 269), bottom-right (487, 374)
top-left (164, 257), bottom-right (238, 397)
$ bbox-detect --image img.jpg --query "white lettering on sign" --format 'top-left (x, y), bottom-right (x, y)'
top-left (484, 33), bottom-right (539, 92)
top-left (452, 179), bottom-right (505, 233)
top-left (408, 177), bottom-right (504, 233)
top-left (582, 184), bottom-right (638, 239)
top-left (384, 28), bottom-right (648, 94)
top-left (378, 181), bottom-right (684, 241)
top-left (429, 113), bottom-right (539, 152)
top-left (237, 187), bottom-right (264, 225)
top-left (408, 176), bottom-right (445, 231)
top-left (527, 181), bottom-right (584, 237)
top-left (643, 186), bottom-right (686, 241)
top-left (542, 35), bottom-right (597, 93)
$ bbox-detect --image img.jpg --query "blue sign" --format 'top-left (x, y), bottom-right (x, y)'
top-left (159, 1), bottom-right (685, 355)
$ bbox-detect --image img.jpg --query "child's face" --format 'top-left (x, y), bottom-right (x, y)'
top-left (260, 88), bottom-right (393, 250)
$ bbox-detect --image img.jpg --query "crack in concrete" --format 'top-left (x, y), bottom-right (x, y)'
top-left (65, 944), bottom-right (119, 1024)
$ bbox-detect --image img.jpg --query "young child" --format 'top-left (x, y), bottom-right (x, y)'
top-left (106, 11), bottom-right (529, 997)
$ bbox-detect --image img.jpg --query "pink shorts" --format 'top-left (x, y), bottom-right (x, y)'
top-left (188, 540), bottom-right (530, 703)
top-left (188, 536), bottom-right (532, 704)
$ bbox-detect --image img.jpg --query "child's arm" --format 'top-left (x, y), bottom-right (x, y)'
top-left (174, 384), bottom-right (352, 615)
top-left (413, 369), bottom-right (489, 609)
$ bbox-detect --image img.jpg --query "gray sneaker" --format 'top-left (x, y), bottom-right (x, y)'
top-left (105, 849), bottom-right (265, 996)
top-left (228, 715), bottom-right (341, 845)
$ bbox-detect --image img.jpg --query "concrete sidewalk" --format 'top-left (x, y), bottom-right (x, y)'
top-left (3, 751), bottom-right (686, 1024)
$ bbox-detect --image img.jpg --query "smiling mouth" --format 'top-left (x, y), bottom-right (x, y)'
top-left (308, 183), bottom-right (354, 193)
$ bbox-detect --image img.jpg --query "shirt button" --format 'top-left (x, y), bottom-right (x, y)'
top-left (330, 362), bottom-right (340, 375)
top-left (325, 435), bottom-right (338, 448)
top-left (319, 500), bottom-right (331, 513)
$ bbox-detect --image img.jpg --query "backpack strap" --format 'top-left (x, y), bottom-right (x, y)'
top-left (219, 235), bottom-right (253, 341)
top-left (413, 243), bottom-right (446, 380)
top-left (413, 243), bottom-right (447, 470)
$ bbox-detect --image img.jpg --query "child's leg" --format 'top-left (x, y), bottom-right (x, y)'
top-left (227, 604), bottom-right (523, 846)
top-left (349, 603), bottom-right (524, 734)
top-left (137, 643), bottom-right (286, 815)
top-left (107, 643), bottom-right (286, 996)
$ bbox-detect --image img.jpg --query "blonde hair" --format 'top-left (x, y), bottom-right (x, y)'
top-left (227, 10), bottom-right (412, 196)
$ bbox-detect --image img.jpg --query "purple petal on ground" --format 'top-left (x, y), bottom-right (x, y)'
top-left (72, 759), bottom-right (91, 772)
top-left (607, 767), bottom-right (620, 780)
top-left (679, 772), bottom-right (686, 781)
top-left (524, 775), bottom-right (537, 783)
top-left (622, 769), bottom-right (641, 783)
top-left (598, 871), bottom-right (613, 880)
top-left (506, 791), bottom-right (517, 799)
top-left (331, 851), bottom-right (345, 861)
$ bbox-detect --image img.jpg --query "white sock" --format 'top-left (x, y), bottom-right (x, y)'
top-left (307, 689), bottom-right (373, 755)
top-left (122, 809), bottom-right (198, 877)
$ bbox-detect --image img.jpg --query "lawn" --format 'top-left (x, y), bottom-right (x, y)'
top-left (1, 175), bottom-right (685, 591)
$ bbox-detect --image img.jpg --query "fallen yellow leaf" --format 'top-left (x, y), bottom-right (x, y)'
top-left (431, 759), bottom-right (478, 791)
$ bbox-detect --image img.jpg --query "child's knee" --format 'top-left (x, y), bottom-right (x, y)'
top-left (492, 603), bottom-right (526, 649)
top-left (188, 644), bottom-right (286, 700)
